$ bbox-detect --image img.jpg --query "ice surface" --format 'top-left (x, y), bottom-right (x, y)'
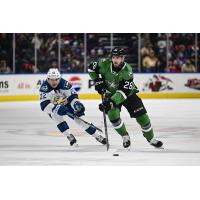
top-left (0, 99), bottom-right (200, 165)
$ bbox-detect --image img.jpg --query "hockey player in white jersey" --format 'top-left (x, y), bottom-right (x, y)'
top-left (39, 68), bottom-right (106, 147)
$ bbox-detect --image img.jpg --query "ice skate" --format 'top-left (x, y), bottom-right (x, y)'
top-left (67, 134), bottom-right (78, 147)
top-left (122, 135), bottom-right (131, 148)
top-left (149, 138), bottom-right (163, 148)
top-left (95, 135), bottom-right (107, 145)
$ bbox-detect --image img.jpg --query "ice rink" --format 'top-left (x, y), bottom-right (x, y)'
top-left (0, 99), bottom-right (200, 165)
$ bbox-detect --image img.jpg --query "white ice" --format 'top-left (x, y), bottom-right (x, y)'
top-left (0, 99), bottom-right (200, 165)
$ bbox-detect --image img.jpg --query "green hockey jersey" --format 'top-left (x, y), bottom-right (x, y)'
top-left (88, 59), bottom-right (139, 105)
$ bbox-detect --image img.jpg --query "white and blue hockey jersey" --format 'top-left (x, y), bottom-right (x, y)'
top-left (39, 78), bottom-right (78, 115)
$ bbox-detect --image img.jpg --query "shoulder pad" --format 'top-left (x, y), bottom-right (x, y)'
top-left (39, 80), bottom-right (52, 93)
top-left (123, 63), bottom-right (134, 79)
top-left (59, 78), bottom-right (72, 90)
top-left (99, 58), bottom-right (110, 65)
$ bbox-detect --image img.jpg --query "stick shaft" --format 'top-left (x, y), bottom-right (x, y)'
top-left (66, 112), bottom-right (103, 133)
top-left (101, 94), bottom-right (109, 151)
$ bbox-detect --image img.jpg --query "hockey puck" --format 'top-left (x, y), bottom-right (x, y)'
top-left (113, 153), bottom-right (119, 156)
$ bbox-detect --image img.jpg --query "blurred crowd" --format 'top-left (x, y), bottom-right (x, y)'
top-left (0, 33), bottom-right (199, 73)
top-left (141, 33), bottom-right (197, 72)
top-left (86, 33), bottom-right (108, 64)
top-left (0, 33), bottom-right (12, 73)
top-left (59, 34), bottom-right (84, 73)
top-left (0, 33), bottom-right (84, 73)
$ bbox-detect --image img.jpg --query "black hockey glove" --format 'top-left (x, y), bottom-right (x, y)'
top-left (94, 78), bottom-right (106, 95)
top-left (74, 101), bottom-right (85, 117)
top-left (99, 99), bottom-right (116, 114)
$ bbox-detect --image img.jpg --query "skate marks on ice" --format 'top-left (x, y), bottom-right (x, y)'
top-left (0, 100), bottom-right (200, 165)
top-left (0, 140), bottom-right (200, 165)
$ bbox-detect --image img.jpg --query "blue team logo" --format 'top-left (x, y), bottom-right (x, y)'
top-left (41, 85), bottom-right (48, 92)
top-left (69, 76), bottom-right (82, 92)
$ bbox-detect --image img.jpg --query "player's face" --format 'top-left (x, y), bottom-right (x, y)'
top-left (48, 78), bottom-right (60, 88)
top-left (112, 56), bottom-right (124, 68)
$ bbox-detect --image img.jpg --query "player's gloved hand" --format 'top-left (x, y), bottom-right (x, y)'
top-left (52, 104), bottom-right (70, 116)
top-left (74, 101), bottom-right (85, 117)
top-left (94, 78), bottom-right (106, 94)
top-left (99, 99), bottom-right (115, 113)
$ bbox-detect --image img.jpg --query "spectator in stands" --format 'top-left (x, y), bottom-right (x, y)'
top-left (167, 60), bottom-right (181, 72)
top-left (60, 33), bottom-right (84, 73)
top-left (0, 60), bottom-right (11, 73)
top-left (0, 34), bottom-right (12, 71)
top-left (141, 34), bottom-right (168, 72)
top-left (15, 34), bottom-right (35, 73)
top-left (31, 34), bottom-right (41, 50)
top-left (169, 33), bottom-right (196, 72)
top-left (175, 52), bottom-right (186, 67)
top-left (141, 42), bottom-right (153, 58)
top-left (154, 34), bottom-right (167, 72)
top-left (157, 34), bottom-right (167, 49)
top-left (87, 49), bottom-right (97, 63)
top-left (35, 34), bottom-right (58, 72)
top-left (181, 59), bottom-right (196, 72)
top-left (87, 34), bottom-right (99, 52)
top-left (97, 47), bottom-right (106, 58)
top-left (1, 33), bottom-right (200, 73)
top-left (142, 50), bottom-right (160, 72)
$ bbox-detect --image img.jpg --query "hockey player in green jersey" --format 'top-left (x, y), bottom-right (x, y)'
top-left (88, 47), bottom-right (163, 149)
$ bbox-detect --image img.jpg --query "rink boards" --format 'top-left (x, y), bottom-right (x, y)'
top-left (0, 73), bottom-right (200, 101)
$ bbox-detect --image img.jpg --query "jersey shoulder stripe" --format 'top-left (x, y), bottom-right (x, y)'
top-left (58, 78), bottom-right (72, 90)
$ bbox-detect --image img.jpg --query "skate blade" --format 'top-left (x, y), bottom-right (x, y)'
top-left (108, 145), bottom-right (131, 153)
top-left (126, 146), bottom-right (131, 151)
top-left (153, 146), bottom-right (164, 149)
top-left (70, 143), bottom-right (79, 148)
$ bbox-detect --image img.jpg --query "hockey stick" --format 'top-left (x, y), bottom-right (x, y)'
top-left (101, 94), bottom-right (109, 151)
top-left (66, 112), bottom-right (103, 133)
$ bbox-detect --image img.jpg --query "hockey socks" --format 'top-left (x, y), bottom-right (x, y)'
top-left (110, 118), bottom-right (128, 137)
top-left (136, 114), bottom-right (163, 148)
top-left (57, 121), bottom-right (69, 133)
top-left (136, 113), bottom-right (154, 141)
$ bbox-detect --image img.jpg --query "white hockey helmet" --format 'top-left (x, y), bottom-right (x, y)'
top-left (47, 68), bottom-right (61, 80)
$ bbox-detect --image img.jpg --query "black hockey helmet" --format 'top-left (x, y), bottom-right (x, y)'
top-left (111, 47), bottom-right (125, 57)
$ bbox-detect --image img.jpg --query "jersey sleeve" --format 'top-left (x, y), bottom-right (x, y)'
top-left (111, 66), bottom-right (135, 105)
top-left (39, 83), bottom-right (54, 114)
top-left (88, 61), bottom-right (100, 80)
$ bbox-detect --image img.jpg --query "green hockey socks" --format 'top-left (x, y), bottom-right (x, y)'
top-left (136, 113), bottom-right (154, 141)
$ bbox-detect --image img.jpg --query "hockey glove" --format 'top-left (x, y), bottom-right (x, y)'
top-left (99, 99), bottom-right (115, 114)
top-left (74, 101), bottom-right (85, 117)
top-left (52, 104), bottom-right (70, 116)
top-left (94, 78), bottom-right (106, 94)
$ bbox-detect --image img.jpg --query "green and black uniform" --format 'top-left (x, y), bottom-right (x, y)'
top-left (88, 59), bottom-right (154, 142)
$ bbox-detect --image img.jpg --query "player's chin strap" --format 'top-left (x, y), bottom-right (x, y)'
top-left (65, 112), bottom-right (103, 133)
top-left (101, 93), bottom-right (110, 151)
